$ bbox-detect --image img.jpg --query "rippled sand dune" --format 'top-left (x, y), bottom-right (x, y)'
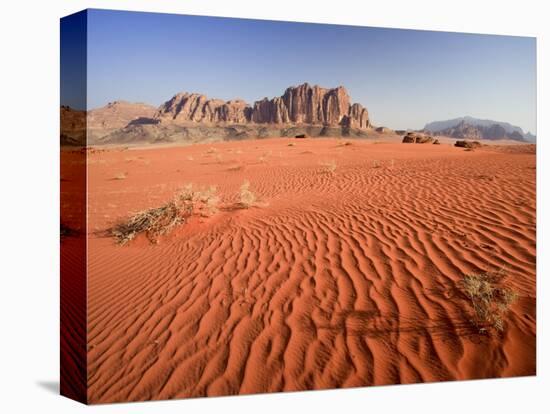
top-left (84, 138), bottom-right (536, 403)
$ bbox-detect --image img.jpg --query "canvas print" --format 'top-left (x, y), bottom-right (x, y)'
top-left (60, 9), bottom-right (536, 404)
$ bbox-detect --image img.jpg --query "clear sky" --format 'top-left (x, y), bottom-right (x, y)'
top-left (79, 9), bottom-right (536, 133)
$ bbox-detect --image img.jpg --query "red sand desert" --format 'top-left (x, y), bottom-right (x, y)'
top-left (64, 138), bottom-right (535, 403)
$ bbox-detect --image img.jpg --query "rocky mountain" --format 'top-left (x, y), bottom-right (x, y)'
top-left (78, 83), bottom-right (373, 145)
top-left (87, 101), bottom-right (157, 142)
top-left (429, 120), bottom-right (525, 141)
top-left (88, 100), bottom-right (157, 129)
top-left (154, 83), bottom-right (370, 129)
top-left (424, 116), bottom-right (534, 142)
top-left (155, 94), bottom-right (251, 124)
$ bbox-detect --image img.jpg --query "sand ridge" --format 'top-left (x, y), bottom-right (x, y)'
top-left (82, 138), bottom-right (535, 403)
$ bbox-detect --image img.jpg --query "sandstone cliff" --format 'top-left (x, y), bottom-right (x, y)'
top-left (154, 83), bottom-right (371, 129)
top-left (155, 93), bottom-right (251, 124)
top-left (71, 83), bottom-right (374, 145)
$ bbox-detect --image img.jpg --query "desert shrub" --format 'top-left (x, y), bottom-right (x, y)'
top-left (227, 164), bottom-right (244, 172)
top-left (238, 180), bottom-right (257, 208)
top-left (319, 159), bottom-right (337, 174)
top-left (110, 184), bottom-right (219, 245)
top-left (113, 172), bottom-right (127, 180)
top-left (460, 268), bottom-right (518, 332)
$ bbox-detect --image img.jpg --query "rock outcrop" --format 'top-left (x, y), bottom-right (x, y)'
top-left (155, 94), bottom-right (251, 124)
top-left (154, 83), bottom-right (371, 130)
top-left (455, 140), bottom-right (482, 149)
top-left (402, 132), bottom-right (434, 144)
top-left (76, 83), bottom-right (373, 145)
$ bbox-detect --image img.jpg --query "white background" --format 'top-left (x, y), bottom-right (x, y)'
top-left (0, 0), bottom-right (547, 412)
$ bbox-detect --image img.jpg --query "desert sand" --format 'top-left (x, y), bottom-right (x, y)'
top-left (76, 137), bottom-right (535, 403)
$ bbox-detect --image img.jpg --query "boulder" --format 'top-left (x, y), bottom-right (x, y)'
top-left (402, 132), bottom-right (434, 144)
top-left (455, 140), bottom-right (482, 149)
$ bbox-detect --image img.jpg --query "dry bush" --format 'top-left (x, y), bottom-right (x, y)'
top-left (287, 143), bottom-right (295, 147)
top-left (460, 268), bottom-right (518, 332)
top-left (113, 172), bottom-right (127, 180)
top-left (110, 201), bottom-right (182, 245)
top-left (227, 164), bottom-right (244, 172)
top-left (319, 159), bottom-right (337, 174)
top-left (110, 184), bottom-right (219, 245)
top-left (238, 180), bottom-right (257, 208)
top-left (180, 184), bottom-right (220, 217)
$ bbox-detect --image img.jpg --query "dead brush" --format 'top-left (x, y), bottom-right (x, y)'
top-left (319, 159), bottom-right (337, 174)
top-left (109, 184), bottom-right (219, 245)
top-left (113, 172), bottom-right (127, 180)
top-left (460, 267), bottom-right (518, 332)
top-left (238, 180), bottom-right (257, 208)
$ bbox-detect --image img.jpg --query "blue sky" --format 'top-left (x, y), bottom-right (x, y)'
top-left (76, 9), bottom-right (536, 133)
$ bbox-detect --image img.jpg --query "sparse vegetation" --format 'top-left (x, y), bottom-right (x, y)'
top-left (113, 172), bottom-right (127, 180)
top-left (238, 180), bottom-right (257, 208)
top-left (460, 268), bottom-right (518, 332)
top-left (319, 159), bottom-right (337, 174)
top-left (109, 184), bottom-right (219, 245)
top-left (227, 164), bottom-right (244, 172)
top-left (287, 143), bottom-right (295, 147)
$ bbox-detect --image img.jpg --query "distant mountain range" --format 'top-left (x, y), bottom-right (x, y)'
top-left (61, 92), bottom-right (536, 146)
top-left (61, 83), bottom-right (373, 145)
top-left (424, 116), bottom-right (536, 142)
